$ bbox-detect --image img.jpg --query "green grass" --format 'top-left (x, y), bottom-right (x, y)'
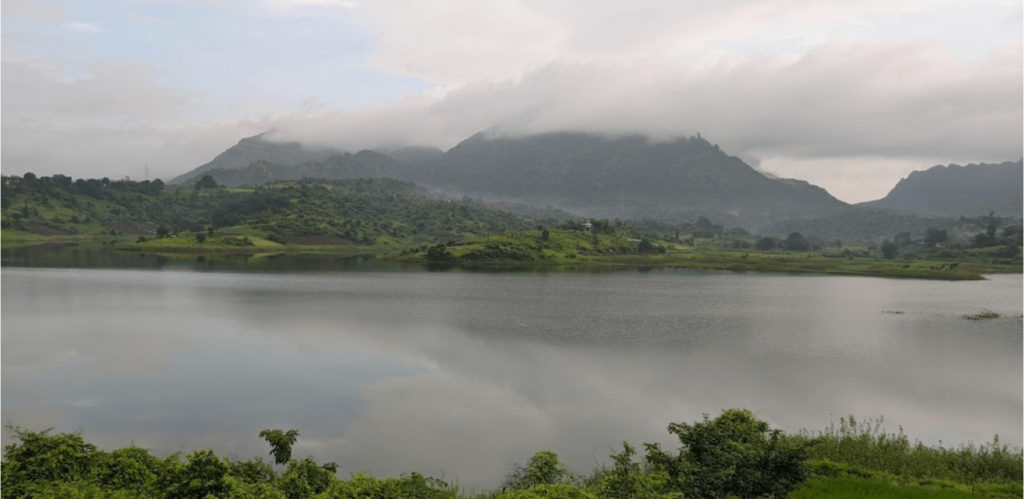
top-left (7, 226), bottom-right (1021, 280)
top-left (118, 234), bottom-right (286, 252)
top-left (392, 229), bottom-right (1015, 280)
top-left (791, 477), bottom-right (992, 498)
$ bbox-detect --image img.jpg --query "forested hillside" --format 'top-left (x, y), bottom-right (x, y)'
top-left (170, 131), bottom-right (849, 228)
top-left (0, 174), bottom-right (544, 245)
top-left (195, 150), bottom-right (409, 188)
top-left (169, 133), bottom-right (340, 184)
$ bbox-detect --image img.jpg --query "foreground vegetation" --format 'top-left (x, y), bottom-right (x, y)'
top-left (3, 410), bottom-right (1020, 498)
top-left (398, 227), bottom-right (1018, 279)
top-left (3, 173), bottom-right (1020, 279)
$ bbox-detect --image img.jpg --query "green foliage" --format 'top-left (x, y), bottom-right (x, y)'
top-left (595, 443), bottom-right (666, 498)
top-left (791, 477), bottom-right (991, 498)
top-left (925, 227), bottom-right (949, 246)
top-left (93, 445), bottom-right (165, 493)
top-left (881, 239), bottom-right (899, 259)
top-left (666, 409), bottom-right (810, 498)
top-left (783, 231), bottom-right (811, 251)
top-left (1, 426), bottom-right (98, 498)
top-left (194, 174), bottom-right (220, 190)
top-left (426, 243), bottom-right (456, 262)
top-left (497, 483), bottom-right (596, 498)
top-left (259, 428), bottom-right (300, 465)
top-left (279, 457), bottom-right (335, 498)
top-left (504, 450), bottom-right (573, 490)
top-left (319, 471), bottom-right (458, 498)
top-left (802, 415), bottom-right (1022, 488)
top-left (2, 413), bottom-right (1021, 498)
top-left (1, 174), bottom-right (545, 246)
top-left (160, 449), bottom-right (231, 499)
top-left (228, 457), bottom-right (277, 484)
top-left (755, 236), bottom-right (777, 250)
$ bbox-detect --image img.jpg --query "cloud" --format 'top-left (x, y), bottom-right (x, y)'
top-left (267, 39), bottom-right (1022, 201)
top-left (0, 54), bottom-right (276, 180)
top-left (1, 0), bottom-right (64, 20)
top-left (62, 21), bottom-right (102, 33)
top-left (2, 0), bottom-right (1020, 202)
top-left (258, 1), bottom-right (1022, 202)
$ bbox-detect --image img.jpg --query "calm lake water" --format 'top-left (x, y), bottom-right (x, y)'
top-left (2, 263), bottom-right (1021, 488)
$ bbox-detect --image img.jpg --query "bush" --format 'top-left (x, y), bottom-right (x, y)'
top-left (783, 232), bottom-right (810, 251)
top-left (425, 244), bottom-right (455, 262)
top-left (504, 450), bottom-right (572, 490)
top-left (660, 409), bottom-right (809, 498)
top-left (1, 426), bottom-right (99, 498)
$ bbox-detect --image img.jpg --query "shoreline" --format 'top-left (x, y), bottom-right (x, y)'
top-left (4, 235), bottom-right (1019, 280)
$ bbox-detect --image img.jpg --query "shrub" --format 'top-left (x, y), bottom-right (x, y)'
top-left (664, 409), bottom-right (809, 498)
top-left (504, 450), bottom-right (572, 490)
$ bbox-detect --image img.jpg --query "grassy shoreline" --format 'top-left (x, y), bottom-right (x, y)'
top-left (3, 411), bottom-right (1020, 498)
top-left (4, 231), bottom-right (1020, 280)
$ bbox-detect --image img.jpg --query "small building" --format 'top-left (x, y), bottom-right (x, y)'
top-left (581, 221), bottom-right (593, 231)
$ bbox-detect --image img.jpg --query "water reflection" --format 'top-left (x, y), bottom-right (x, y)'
top-left (2, 268), bottom-right (1021, 488)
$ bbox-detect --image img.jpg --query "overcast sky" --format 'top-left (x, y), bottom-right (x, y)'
top-left (2, 0), bottom-right (1021, 202)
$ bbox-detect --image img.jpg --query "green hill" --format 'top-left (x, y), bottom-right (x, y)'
top-left (1, 174), bottom-right (545, 246)
top-left (196, 150), bottom-right (410, 187)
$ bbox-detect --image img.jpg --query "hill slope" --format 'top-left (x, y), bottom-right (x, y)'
top-left (198, 151), bottom-right (409, 187)
top-left (407, 132), bottom-right (847, 227)
top-left (859, 160), bottom-right (1023, 217)
top-left (170, 132), bottom-right (341, 185)
top-left (1, 175), bottom-right (543, 245)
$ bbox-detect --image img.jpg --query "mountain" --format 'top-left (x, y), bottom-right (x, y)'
top-left (376, 146), bottom-right (445, 169)
top-left (173, 130), bottom-right (849, 227)
top-left (170, 132), bottom-right (340, 184)
top-left (859, 161), bottom-right (1023, 217)
top-left (406, 132), bottom-right (847, 227)
top-left (197, 150), bottom-right (409, 187)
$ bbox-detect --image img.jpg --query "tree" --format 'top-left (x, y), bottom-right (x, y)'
top-left (755, 237), bottom-right (777, 251)
top-left (881, 239), bottom-right (898, 259)
top-left (637, 239), bottom-right (655, 253)
top-left (155, 225), bottom-right (171, 238)
top-left (924, 227), bottom-right (948, 246)
top-left (598, 442), bottom-right (659, 498)
top-left (161, 449), bottom-right (230, 499)
top-left (782, 232), bottom-right (810, 251)
top-left (503, 450), bottom-right (571, 490)
top-left (541, 228), bottom-right (550, 241)
top-left (1, 426), bottom-right (99, 497)
top-left (259, 429), bottom-right (299, 465)
top-left (425, 244), bottom-right (455, 262)
top-left (194, 175), bottom-right (219, 190)
top-left (667, 409), bottom-right (809, 498)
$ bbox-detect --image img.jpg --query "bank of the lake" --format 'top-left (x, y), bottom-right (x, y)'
top-left (4, 232), bottom-right (1019, 280)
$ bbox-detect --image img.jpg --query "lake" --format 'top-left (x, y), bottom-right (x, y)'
top-left (2, 264), bottom-right (1021, 489)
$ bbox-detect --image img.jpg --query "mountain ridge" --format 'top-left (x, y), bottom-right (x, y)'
top-left (858, 160), bottom-right (1023, 217)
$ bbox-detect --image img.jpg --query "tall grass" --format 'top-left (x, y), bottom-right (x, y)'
top-left (800, 415), bottom-right (1022, 486)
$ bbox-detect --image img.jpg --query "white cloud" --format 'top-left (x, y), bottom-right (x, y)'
top-left (2, 0), bottom-right (1020, 202)
top-left (268, 38), bottom-right (1022, 202)
top-left (62, 21), bottom-right (102, 33)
